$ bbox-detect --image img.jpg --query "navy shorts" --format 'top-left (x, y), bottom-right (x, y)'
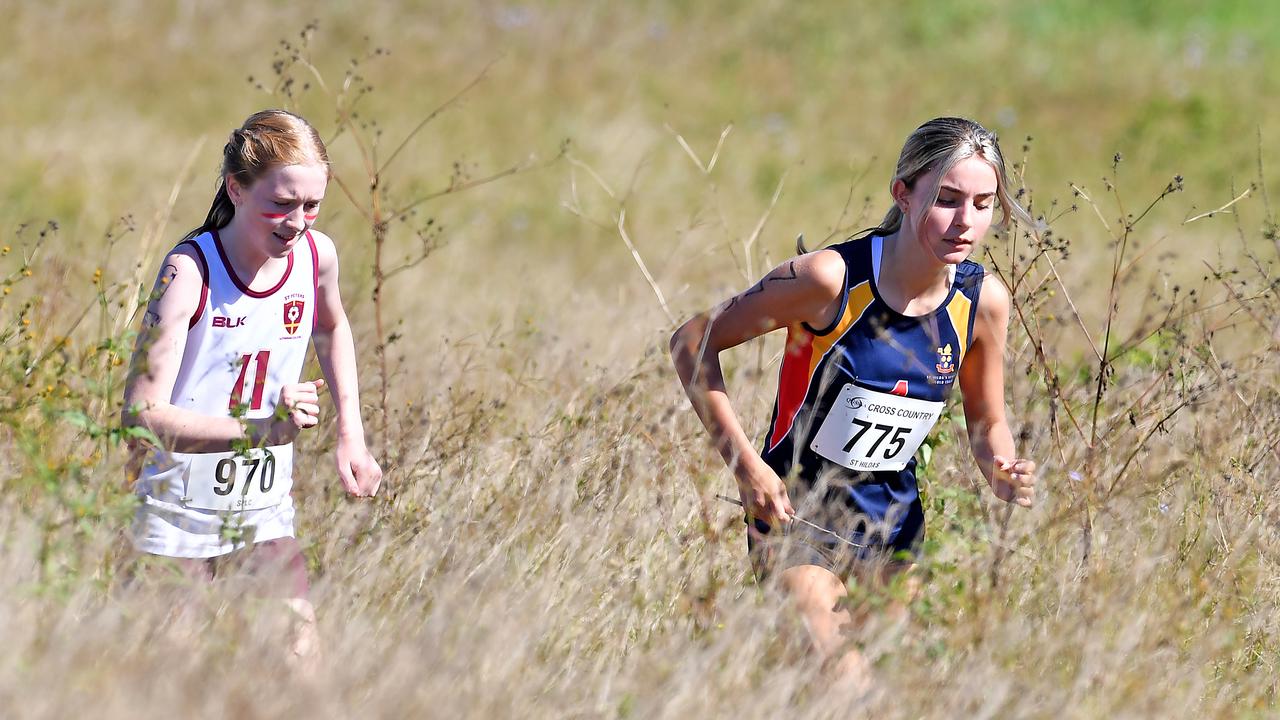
top-left (745, 514), bottom-right (921, 581)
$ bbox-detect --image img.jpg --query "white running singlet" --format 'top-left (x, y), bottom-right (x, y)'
top-left (132, 229), bottom-right (320, 558)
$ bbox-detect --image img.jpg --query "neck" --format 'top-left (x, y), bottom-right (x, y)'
top-left (217, 220), bottom-right (278, 278)
top-left (880, 228), bottom-right (951, 299)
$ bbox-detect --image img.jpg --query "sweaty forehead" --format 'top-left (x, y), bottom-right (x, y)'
top-left (938, 156), bottom-right (998, 195)
top-left (254, 163), bottom-right (328, 199)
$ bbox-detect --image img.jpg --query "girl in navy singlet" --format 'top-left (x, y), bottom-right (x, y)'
top-left (671, 117), bottom-right (1039, 686)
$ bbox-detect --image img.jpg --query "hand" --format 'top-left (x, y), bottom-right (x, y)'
top-left (260, 378), bottom-right (326, 445)
top-left (336, 435), bottom-right (383, 497)
top-left (993, 455), bottom-right (1037, 507)
top-left (737, 462), bottom-right (795, 535)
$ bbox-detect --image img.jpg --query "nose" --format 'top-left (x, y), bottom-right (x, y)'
top-left (283, 206), bottom-right (307, 232)
top-left (954, 200), bottom-right (975, 230)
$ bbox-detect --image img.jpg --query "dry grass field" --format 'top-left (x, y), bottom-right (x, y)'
top-left (3, 1), bottom-right (1280, 717)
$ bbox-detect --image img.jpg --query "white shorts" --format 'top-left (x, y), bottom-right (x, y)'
top-left (132, 494), bottom-right (296, 559)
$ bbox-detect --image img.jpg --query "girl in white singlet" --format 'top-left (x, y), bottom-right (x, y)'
top-left (123, 109), bottom-right (382, 657)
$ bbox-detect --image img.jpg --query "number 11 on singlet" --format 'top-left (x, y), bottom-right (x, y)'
top-left (810, 384), bottom-right (943, 472)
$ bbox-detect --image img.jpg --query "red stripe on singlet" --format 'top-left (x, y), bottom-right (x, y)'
top-left (178, 239), bottom-right (210, 329)
top-left (307, 231), bottom-right (318, 330)
top-left (767, 331), bottom-right (816, 450)
top-left (765, 280), bottom-right (874, 452)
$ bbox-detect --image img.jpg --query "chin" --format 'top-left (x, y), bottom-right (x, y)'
top-left (937, 248), bottom-right (972, 264)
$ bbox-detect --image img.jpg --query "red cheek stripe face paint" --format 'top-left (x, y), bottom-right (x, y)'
top-left (304, 214), bottom-right (318, 222)
top-left (261, 212), bottom-right (288, 219)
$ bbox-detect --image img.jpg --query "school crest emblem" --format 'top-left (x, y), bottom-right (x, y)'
top-left (935, 343), bottom-right (955, 374)
top-left (283, 299), bottom-right (304, 335)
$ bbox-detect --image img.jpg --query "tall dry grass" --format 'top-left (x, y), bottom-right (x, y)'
top-left (3, 2), bottom-right (1280, 718)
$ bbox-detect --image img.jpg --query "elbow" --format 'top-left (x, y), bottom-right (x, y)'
top-left (669, 312), bottom-right (710, 354)
top-left (120, 403), bottom-right (152, 451)
top-left (121, 398), bottom-right (164, 433)
top-left (121, 401), bottom-right (143, 430)
top-left (669, 314), bottom-right (720, 390)
top-left (668, 317), bottom-right (701, 372)
top-left (668, 320), bottom-right (688, 357)
top-left (668, 321), bottom-right (694, 388)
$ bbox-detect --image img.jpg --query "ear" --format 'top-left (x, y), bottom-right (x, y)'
top-left (890, 178), bottom-right (911, 212)
top-left (225, 175), bottom-right (245, 207)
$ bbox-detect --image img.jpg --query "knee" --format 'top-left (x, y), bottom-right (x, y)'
top-left (283, 598), bottom-right (317, 624)
top-left (779, 565), bottom-right (847, 618)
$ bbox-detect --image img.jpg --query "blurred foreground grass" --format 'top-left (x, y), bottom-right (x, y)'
top-left (2, 1), bottom-right (1280, 717)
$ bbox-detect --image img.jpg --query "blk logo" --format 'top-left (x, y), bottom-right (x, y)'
top-left (212, 316), bottom-right (246, 328)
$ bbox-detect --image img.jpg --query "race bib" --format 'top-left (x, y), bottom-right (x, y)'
top-left (810, 384), bottom-right (943, 472)
top-left (180, 445), bottom-right (294, 512)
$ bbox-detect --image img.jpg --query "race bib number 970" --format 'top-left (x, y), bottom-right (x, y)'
top-left (810, 384), bottom-right (943, 472)
top-left (181, 445), bottom-right (293, 512)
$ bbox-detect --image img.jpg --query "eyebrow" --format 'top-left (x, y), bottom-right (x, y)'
top-left (939, 184), bottom-right (996, 198)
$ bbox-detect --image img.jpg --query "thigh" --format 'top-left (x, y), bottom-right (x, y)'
top-left (747, 520), bottom-right (843, 582)
top-left (128, 552), bottom-right (216, 589)
top-left (217, 537), bottom-right (311, 600)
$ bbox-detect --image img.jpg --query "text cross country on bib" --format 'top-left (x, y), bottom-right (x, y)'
top-left (810, 384), bottom-right (943, 472)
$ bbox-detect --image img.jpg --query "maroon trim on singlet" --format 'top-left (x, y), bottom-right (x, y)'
top-left (307, 231), bottom-right (319, 330)
top-left (177, 239), bottom-right (210, 329)
top-left (211, 229), bottom-right (294, 298)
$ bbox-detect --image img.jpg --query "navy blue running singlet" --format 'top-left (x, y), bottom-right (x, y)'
top-left (759, 235), bottom-right (985, 553)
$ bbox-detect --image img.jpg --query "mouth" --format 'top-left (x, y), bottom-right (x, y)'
top-left (273, 230), bottom-right (301, 245)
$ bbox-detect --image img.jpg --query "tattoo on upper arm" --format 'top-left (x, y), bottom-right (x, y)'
top-left (141, 263), bottom-right (180, 328)
top-left (725, 260), bottom-right (798, 310)
top-left (150, 264), bottom-right (179, 299)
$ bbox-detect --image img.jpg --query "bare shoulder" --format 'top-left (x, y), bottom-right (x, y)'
top-left (712, 248), bottom-right (847, 336)
top-left (975, 271), bottom-right (1011, 329)
top-left (307, 228), bottom-right (338, 256)
top-left (306, 228), bottom-right (339, 271)
top-left (797, 247), bottom-right (847, 296)
top-left (154, 244), bottom-right (206, 303)
top-left (165, 241), bottom-right (204, 271)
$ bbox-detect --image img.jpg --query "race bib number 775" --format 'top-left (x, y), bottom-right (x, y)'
top-left (810, 384), bottom-right (943, 472)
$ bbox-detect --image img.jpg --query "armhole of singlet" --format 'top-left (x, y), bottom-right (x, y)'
top-left (306, 231), bottom-right (319, 330)
top-left (965, 266), bottom-right (986, 353)
top-left (800, 246), bottom-right (851, 336)
top-left (177, 239), bottom-right (210, 329)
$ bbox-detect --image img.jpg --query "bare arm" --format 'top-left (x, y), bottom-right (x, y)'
top-left (958, 274), bottom-right (1037, 506)
top-left (670, 250), bottom-right (846, 526)
top-left (311, 232), bottom-right (382, 496)
top-left (121, 248), bottom-right (298, 451)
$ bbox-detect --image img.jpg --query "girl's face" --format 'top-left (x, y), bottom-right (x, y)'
top-left (895, 155), bottom-right (998, 266)
top-left (227, 162), bottom-right (328, 259)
